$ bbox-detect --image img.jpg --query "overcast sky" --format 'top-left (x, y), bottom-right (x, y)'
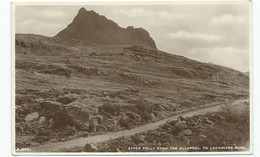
top-left (15, 3), bottom-right (250, 72)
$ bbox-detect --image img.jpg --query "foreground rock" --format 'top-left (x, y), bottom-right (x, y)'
top-left (24, 112), bottom-right (39, 122)
top-left (84, 143), bottom-right (98, 152)
top-left (182, 129), bottom-right (193, 136)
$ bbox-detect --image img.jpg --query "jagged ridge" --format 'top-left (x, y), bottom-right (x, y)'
top-left (55, 7), bottom-right (157, 49)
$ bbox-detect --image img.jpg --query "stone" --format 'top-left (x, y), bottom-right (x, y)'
top-left (150, 113), bottom-right (156, 119)
top-left (205, 120), bottom-right (214, 125)
top-left (144, 135), bottom-right (154, 142)
top-left (167, 120), bottom-right (176, 126)
top-left (78, 131), bottom-right (89, 137)
top-left (132, 136), bottom-right (145, 145)
top-left (162, 123), bottom-right (172, 130)
top-left (193, 117), bottom-right (199, 123)
top-left (96, 124), bottom-right (105, 132)
top-left (199, 134), bottom-right (207, 138)
top-left (177, 132), bottom-right (185, 137)
top-left (67, 136), bottom-right (75, 140)
top-left (171, 126), bottom-right (181, 135)
top-left (25, 112), bottom-right (39, 122)
top-left (30, 142), bottom-right (40, 146)
top-left (93, 115), bottom-right (103, 124)
top-left (37, 99), bottom-right (64, 110)
top-left (85, 143), bottom-right (98, 152)
top-left (182, 129), bottom-right (193, 136)
top-left (133, 113), bottom-right (141, 122)
top-left (48, 119), bottom-right (54, 128)
top-left (204, 117), bottom-right (210, 121)
top-left (175, 122), bottom-right (186, 130)
top-left (218, 115), bottom-right (226, 120)
top-left (93, 108), bottom-right (99, 114)
top-left (178, 116), bottom-right (185, 122)
top-left (39, 116), bottom-right (46, 123)
top-left (160, 132), bottom-right (168, 138)
top-left (119, 113), bottom-right (127, 120)
top-left (60, 138), bottom-right (66, 142)
top-left (139, 135), bottom-right (146, 141)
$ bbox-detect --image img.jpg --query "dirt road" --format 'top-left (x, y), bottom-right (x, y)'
top-left (27, 99), bottom-right (248, 152)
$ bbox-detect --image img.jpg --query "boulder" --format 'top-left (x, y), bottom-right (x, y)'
top-left (132, 136), bottom-right (145, 145)
top-left (162, 123), bottom-right (172, 130)
top-left (218, 115), bottom-right (226, 120)
top-left (167, 120), bottom-right (176, 126)
top-left (177, 132), bottom-right (185, 137)
top-left (205, 119), bottom-right (214, 125)
top-left (199, 134), bottom-right (207, 138)
top-left (93, 108), bottom-right (99, 115)
top-left (193, 117), bottom-right (200, 123)
top-left (36, 99), bottom-right (63, 110)
top-left (182, 129), bottom-right (193, 136)
top-left (139, 135), bottom-right (146, 141)
top-left (89, 119), bottom-right (97, 132)
top-left (208, 120), bottom-right (214, 125)
top-left (144, 135), bottom-right (155, 142)
top-left (177, 116), bottom-right (185, 122)
top-left (119, 118), bottom-right (130, 129)
top-left (93, 115), bottom-right (103, 124)
top-left (150, 113), bottom-right (156, 119)
top-left (39, 116), bottom-right (46, 123)
top-left (171, 126), bottom-right (181, 135)
top-left (175, 122), bottom-right (186, 130)
top-left (125, 112), bottom-right (136, 120)
top-left (48, 119), bottom-right (54, 128)
top-left (119, 113), bottom-right (127, 120)
top-left (60, 138), bottom-right (66, 142)
top-left (96, 124), bottom-right (106, 132)
top-left (125, 112), bottom-right (141, 122)
top-left (78, 131), bottom-right (89, 137)
top-left (30, 142), bottom-right (40, 146)
top-left (133, 113), bottom-right (141, 122)
top-left (85, 143), bottom-right (98, 152)
top-left (25, 112), bottom-right (39, 122)
top-left (160, 132), bottom-right (168, 138)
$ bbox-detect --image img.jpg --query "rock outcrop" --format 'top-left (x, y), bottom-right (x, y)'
top-left (85, 143), bottom-right (98, 152)
top-left (55, 7), bottom-right (157, 49)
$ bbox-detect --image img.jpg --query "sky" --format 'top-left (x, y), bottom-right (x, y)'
top-left (15, 3), bottom-right (250, 72)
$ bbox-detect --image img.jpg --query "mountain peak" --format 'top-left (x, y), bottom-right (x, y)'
top-left (55, 8), bottom-right (157, 49)
top-left (78, 7), bottom-right (87, 13)
top-left (77, 8), bottom-right (99, 17)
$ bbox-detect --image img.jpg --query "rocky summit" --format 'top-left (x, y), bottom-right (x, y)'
top-left (55, 7), bottom-right (157, 49)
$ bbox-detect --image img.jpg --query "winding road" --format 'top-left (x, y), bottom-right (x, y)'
top-left (26, 99), bottom-right (248, 153)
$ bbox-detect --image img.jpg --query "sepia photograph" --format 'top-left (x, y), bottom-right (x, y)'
top-left (12, 1), bottom-right (252, 155)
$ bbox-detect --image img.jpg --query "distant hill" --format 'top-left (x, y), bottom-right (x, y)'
top-left (55, 7), bottom-right (157, 49)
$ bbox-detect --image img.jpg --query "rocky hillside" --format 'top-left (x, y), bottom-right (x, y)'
top-left (81, 100), bottom-right (250, 152)
top-left (15, 34), bottom-right (249, 149)
top-left (55, 8), bottom-right (157, 49)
